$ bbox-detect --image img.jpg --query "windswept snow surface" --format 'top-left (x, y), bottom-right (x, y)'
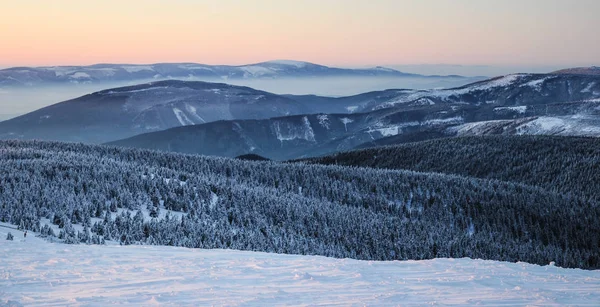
top-left (1, 225), bottom-right (599, 306)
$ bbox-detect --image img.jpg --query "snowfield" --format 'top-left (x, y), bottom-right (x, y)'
top-left (1, 225), bottom-right (599, 306)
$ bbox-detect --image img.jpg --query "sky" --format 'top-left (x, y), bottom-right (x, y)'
top-left (1, 0), bottom-right (599, 68)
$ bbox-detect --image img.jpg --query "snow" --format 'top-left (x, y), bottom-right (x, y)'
top-left (240, 65), bottom-right (276, 77)
top-left (422, 116), bottom-right (464, 126)
top-left (172, 107), bottom-right (195, 126)
top-left (1, 224), bottom-right (599, 306)
top-left (365, 117), bottom-right (462, 138)
top-left (376, 75), bottom-right (528, 109)
top-left (449, 115), bottom-right (600, 137)
top-left (525, 117), bottom-right (565, 132)
top-left (375, 126), bottom-right (400, 136)
top-left (177, 64), bottom-right (213, 71)
top-left (373, 66), bottom-right (397, 72)
top-left (514, 116), bottom-right (600, 136)
top-left (494, 106), bottom-right (527, 114)
top-left (47, 67), bottom-right (74, 77)
top-left (345, 106), bottom-right (359, 113)
top-left (414, 97), bottom-right (436, 105)
top-left (107, 86), bottom-right (169, 95)
top-left (89, 68), bottom-right (118, 77)
top-left (317, 114), bottom-right (330, 129)
top-left (340, 117), bottom-right (354, 131)
top-left (272, 116), bottom-right (316, 143)
top-left (184, 104), bottom-right (206, 123)
top-left (581, 82), bottom-right (596, 93)
top-left (121, 65), bottom-right (154, 73)
top-left (471, 74), bottom-right (525, 90)
top-left (449, 120), bottom-right (516, 135)
top-left (69, 72), bottom-right (91, 79)
top-left (522, 77), bottom-right (551, 91)
top-left (265, 60), bottom-right (308, 67)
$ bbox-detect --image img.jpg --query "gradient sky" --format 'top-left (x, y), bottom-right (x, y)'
top-left (1, 0), bottom-right (599, 67)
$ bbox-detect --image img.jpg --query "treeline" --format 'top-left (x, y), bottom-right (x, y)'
top-left (303, 135), bottom-right (600, 202)
top-left (0, 140), bottom-right (599, 269)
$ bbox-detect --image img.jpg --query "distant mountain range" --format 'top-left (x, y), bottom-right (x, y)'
top-left (0, 60), bottom-right (468, 87)
top-left (1, 69), bottom-right (599, 158)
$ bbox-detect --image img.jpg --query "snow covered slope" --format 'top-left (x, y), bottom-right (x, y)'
top-left (1, 225), bottom-right (599, 306)
top-left (449, 114), bottom-right (600, 137)
top-left (0, 80), bottom-right (310, 143)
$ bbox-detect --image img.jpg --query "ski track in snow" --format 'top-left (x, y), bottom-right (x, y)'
top-left (1, 225), bottom-right (599, 306)
top-left (172, 107), bottom-right (195, 126)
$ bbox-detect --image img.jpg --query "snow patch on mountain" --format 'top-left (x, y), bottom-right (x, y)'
top-left (581, 82), bottom-right (597, 93)
top-left (184, 104), bottom-right (206, 123)
top-left (172, 108), bottom-right (195, 126)
top-left (422, 116), bottom-right (464, 126)
top-left (515, 116), bottom-right (600, 136)
top-left (272, 116), bottom-right (316, 143)
top-left (107, 86), bottom-right (170, 95)
top-left (494, 106), bottom-right (527, 114)
top-left (372, 66), bottom-right (398, 72)
top-left (448, 120), bottom-right (517, 135)
top-left (471, 74), bottom-right (526, 90)
top-left (374, 126), bottom-right (401, 136)
top-left (265, 60), bottom-right (308, 67)
top-left (70, 72), bottom-right (91, 79)
top-left (121, 65), bottom-right (154, 73)
top-left (346, 106), bottom-right (359, 113)
top-left (522, 77), bottom-right (551, 91)
top-left (177, 64), bottom-right (212, 71)
top-left (317, 115), bottom-right (330, 129)
top-left (240, 66), bottom-right (277, 78)
top-left (340, 117), bottom-right (354, 131)
top-left (449, 115), bottom-right (600, 137)
top-left (375, 74), bottom-right (529, 109)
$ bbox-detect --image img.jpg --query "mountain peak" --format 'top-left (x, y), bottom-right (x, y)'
top-left (262, 60), bottom-right (313, 67)
top-left (552, 66), bottom-right (600, 76)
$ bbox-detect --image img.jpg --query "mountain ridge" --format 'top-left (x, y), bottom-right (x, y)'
top-left (0, 60), bottom-right (469, 87)
top-left (104, 73), bottom-right (600, 159)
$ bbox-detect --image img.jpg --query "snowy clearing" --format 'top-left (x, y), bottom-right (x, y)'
top-left (1, 225), bottom-right (599, 306)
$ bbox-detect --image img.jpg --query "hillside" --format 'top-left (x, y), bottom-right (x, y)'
top-left (108, 98), bottom-right (600, 160)
top-left (2, 72), bottom-right (599, 146)
top-left (0, 80), bottom-right (311, 143)
top-left (302, 135), bottom-right (600, 202)
top-left (1, 140), bottom-right (599, 269)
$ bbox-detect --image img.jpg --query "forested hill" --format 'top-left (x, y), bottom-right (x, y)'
top-left (1, 140), bottom-right (599, 269)
top-left (301, 135), bottom-right (600, 202)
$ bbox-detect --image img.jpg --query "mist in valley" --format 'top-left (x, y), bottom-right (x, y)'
top-left (0, 75), bottom-right (485, 121)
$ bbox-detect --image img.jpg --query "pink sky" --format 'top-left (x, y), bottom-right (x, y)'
top-left (1, 0), bottom-right (598, 67)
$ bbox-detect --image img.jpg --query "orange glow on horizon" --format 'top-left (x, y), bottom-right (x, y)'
top-left (1, 0), bottom-right (599, 67)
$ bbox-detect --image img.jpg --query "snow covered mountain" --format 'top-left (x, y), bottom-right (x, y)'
top-left (107, 96), bottom-right (600, 160)
top-left (0, 60), bottom-right (458, 87)
top-left (0, 80), bottom-right (311, 143)
top-left (2, 72), bottom-right (599, 148)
